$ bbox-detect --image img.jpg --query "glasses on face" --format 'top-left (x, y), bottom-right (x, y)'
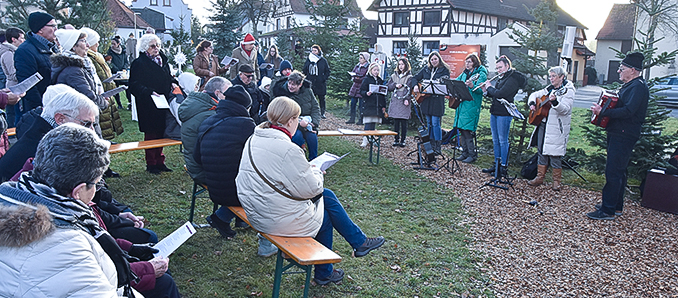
top-left (242, 74), bottom-right (254, 79)
top-left (44, 23), bottom-right (57, 28)
top-left (62, 113), bottom-right (95, 129)
top-left (149, 44), bottom-right (160, 49)
top-left (77, 39), bottom-right (87, 44)
top-left (618, 65), bottom-right (628, 72)
top-left (84, 181), bottom-right (103, 191)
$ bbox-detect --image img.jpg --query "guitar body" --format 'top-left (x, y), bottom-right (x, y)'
top-left (528, 95), bottom-right (552, 125)
top-left (413, 83), bottom-right (430, 103)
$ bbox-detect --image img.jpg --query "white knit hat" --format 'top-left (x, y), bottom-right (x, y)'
top-left (55, 29), bottom-right (82, 51)
top-left (80, 27), bottom-right (100, 47)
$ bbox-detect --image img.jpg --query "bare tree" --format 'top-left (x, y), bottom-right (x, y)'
top-left (225, 0), bottom-right (280, 37)
top-left (633, 0), bottom-right (678, 78)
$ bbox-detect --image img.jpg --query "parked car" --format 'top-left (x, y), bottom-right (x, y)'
top-left (655, 76), bottom-right (678, 106)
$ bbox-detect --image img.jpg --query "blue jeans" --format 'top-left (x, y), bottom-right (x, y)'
top-left (314, 188), bottom-right (367, 279)
top-left (292, 129), bottom-right (318, 160)
top-left (600, 133), bottom-right (638, 215)
top-left (426, 115), bottom-right (442, 141)
top-left (490, 115), bottom-right (512, 166)
top-left (350, 97), bottom-right (363, 118)
top-left (215, 206), bottom-right (236, 223)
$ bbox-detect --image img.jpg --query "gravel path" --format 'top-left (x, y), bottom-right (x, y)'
top-left (321, 113), bottom-right (678, 297)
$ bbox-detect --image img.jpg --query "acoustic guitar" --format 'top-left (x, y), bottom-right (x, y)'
top-left (413, 82), bottom-right (430, 104)
top-left (528, 86), bottom-right (567, 126)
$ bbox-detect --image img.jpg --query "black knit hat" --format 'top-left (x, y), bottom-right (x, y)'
top-left (239, 64), bottom-right (254, 73)
top-left (28, 12), bottom-right (55, 34)
top-left (223, 85), bottom-right (252, 109)
top-left (622, 52), bottom-right (644, 71)
top-left (279, 60), bottom-right (292, 72)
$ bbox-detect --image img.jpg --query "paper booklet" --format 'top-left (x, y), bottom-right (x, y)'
top-left (101, 86), bottom-right (128, 98)
top-left (151, 94), bottom-right (170, 109)
top-left (9, 72), bottom-right (43, 94)
top-left (102, 73), bottom-right (121, 84)
top-left (369, 84), bottom-right (388, 95)
top-left (220, 56), bottom-right (239, 67)
top-left (153, 221), bottom-right (197, 258)
top-left (310, 152), bottom-right (350, 171)
top-left (259, 63), bottom-right (274, 69)
top-left (337, 128), bottom-right (362, 135)
top-left (347, 71), bottom-right (357, 77)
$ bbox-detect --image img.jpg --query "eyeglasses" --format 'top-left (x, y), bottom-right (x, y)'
top-left (149, 44), bottom-right (161, 49)
top-left (242, 74), bottom-right (254, 79)
top-left (77, 39), bottom-right (87, 44)
top-left (618, 65), bottom-right (628, 72)
top-left (44, 24), bottom-right (57, 28)
top-left (62, 113), bottom-right (95, 129)
top-left (84, 181), bottom-right (103, 191)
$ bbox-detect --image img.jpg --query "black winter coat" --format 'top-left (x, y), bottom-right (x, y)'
top-left (601, 76), bottom-right (649, 139)
top-left (50, 54), bottom-right (108, 110)
top-left (231, 75), bottom-right (267, 123)
top-left (302, 55), bottom-right (330, 96)
top-left (360, 75), bottom-right (386, 117)
top-left (129, 52), bottom-right (174, 134)
top-left (410, 66), bottom-right (451, 117)
top-left (486, 69), bottom-right (527, 116)
top-left (14, 32), bottom-right (57, 113)
top-left (271, 77), bottom-right (321, 129)
top-left (195, 100), bottom-right (256, 206)
top-left (0, 117), bottom-right (52, 182)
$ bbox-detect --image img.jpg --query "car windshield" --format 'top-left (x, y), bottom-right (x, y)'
top-left (658, 77), bottom-right (678, 85)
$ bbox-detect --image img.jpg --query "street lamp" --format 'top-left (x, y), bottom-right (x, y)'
top-left (133, 12), bottom-right (141, 59)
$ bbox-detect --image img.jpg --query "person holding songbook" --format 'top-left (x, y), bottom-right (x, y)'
top-left (410, 51), bottom-right (451, 154)
top-left (453, 53), bottom-right (487, 163)
top-left (586, 52), bottom-right (649, 220)
top-left (359, 62), bottom-right (386, 147)
top-left (526, 66), bottom-right (575, 191)
top-left (193, 40), bottom-right (228, 91)
top-left (386, 57), bottom-right (413, 147)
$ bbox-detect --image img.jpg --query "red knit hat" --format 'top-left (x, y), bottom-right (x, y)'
top-left (242, 33), bottom-right (255, 45)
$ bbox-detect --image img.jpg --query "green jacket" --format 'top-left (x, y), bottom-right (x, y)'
top-left (271, 77), bottom-right (321, 129)
top-left (179, 91), bottom-right (218, 182)
top-left (453, 65), bottom-right (487, 131)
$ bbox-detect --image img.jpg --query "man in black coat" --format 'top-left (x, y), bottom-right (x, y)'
top-left (231, 64), bottom-right (267, 124)
top-left (195, 85), bottom-right (255, 239)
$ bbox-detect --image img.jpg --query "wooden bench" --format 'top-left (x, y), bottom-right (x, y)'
top-left (318, 130), bottom-right (397, 164)
top-left (227, 206), bottom-right (342, 298)
top-left (109, 138), bottom-right (182, 154)
top-left (6, 127), bottom-right (15, 137)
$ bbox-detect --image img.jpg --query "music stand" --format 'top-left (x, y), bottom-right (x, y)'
top-left (434, 79), bottom-right (475, 174)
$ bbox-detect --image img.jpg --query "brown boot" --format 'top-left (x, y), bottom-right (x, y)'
top-left (528, 165), bottom-right (547, 186)
top-left (552, 168), bottom-right (562, 191)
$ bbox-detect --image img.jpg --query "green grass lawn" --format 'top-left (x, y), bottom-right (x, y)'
top-left (107, 95), bottom-right (491, 297)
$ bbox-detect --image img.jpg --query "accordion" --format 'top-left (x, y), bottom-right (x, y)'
top-left (590, 90), bottom-right (618, 128)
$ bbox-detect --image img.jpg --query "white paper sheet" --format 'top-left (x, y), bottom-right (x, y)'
top-left (101, 86), bottom-right (128, 98)
top-left (369, 84), bottom-right (388, 95)
top-left (309, 152), bottom-right (350, 171)
top-left (8, 72), bottom-right (43, 94)
top-left (153, 221), bottom-right (197, 258)
top-left (151, 94), bottom-right (170, 109)
top-left (220, 56), bottom-right (239, 66)
top-left (102, 73), bottom-right (121, 84)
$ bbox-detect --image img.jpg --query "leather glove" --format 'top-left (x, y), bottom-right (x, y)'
top-left (128, 243), bottom-right (159, 261)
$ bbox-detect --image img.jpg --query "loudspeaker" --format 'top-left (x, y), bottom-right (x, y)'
top-left (641, 169), bottom-right (678, 214)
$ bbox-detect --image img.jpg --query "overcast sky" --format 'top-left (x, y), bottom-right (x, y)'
top-left (127, 0), bottom-right (630, 46)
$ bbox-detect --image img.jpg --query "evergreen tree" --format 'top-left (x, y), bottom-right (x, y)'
top-left (275, 30), bottom-right (293, 63)
top-left (205, 0), bottom-right (244, 60)
top-left (164, 15), bottom-right (193, 72)
top-left (191, 16), bottom-right (203, 47)
top-left (504, 0), bottom-right (560, 163)
top-left (405, 34), bottom-right (424, 75)
top-left (293, 0), bottom-right (368, 98)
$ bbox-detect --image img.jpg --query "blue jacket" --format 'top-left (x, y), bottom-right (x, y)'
top-left (195, 98), bottom-right (255, 206)
top-left (14, 32), bottom-right (57, 113)
top-left (0, 116), bottom-right (52, 182)
top-left (601, 76), bottom-right (649, 139)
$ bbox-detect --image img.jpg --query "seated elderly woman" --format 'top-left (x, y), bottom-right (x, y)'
top-left (236, 97), bottom-right (385, 285)
top-left (0, 124), bottom-right (179, 298)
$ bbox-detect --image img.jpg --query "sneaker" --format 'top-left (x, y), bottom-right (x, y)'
top-left (586, 209), bottom-right (615, 220)
top-left (314, 269), bottom-right (344, 286)
top-left (360, 137), bottom-right (368, 147)
top-left (321, 114), bottom-right (327, 119)
top-left (234, 217), bottom-right (249, 228)
top-left (257, 234), bottom-right (278, 257)
top-left (594, 204), bottom-right (622, 216)
top-left (353, 236), bottom-right (385, 257)
top-left (398, 141), bottom-right (406, 147)
top-left (206, 214), bottom-right (236, 238)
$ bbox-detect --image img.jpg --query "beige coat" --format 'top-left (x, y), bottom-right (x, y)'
top-left (229, 46), bottom-right (260, 81)
top-left (527, 80), bottom-right (576, 156)
top-left (235, 127), bottom-right (324, 237)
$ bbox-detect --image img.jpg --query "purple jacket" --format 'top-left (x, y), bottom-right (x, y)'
top-left (348, 62), bottom-right (369, 98)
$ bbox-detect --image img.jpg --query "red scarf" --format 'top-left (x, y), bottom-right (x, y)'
top-left (241, 44), bottom-right (252, 57)
top-left (270, 125), bottom-right (292, 139)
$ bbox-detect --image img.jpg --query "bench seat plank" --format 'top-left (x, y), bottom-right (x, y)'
top-left (317, 129), bottom-right (397, 137)
top-left (228, 206), bottom-right (341, 265)
top-left (109, 139), bottom-right (182, 154)
top-left (6, 127), bottom-right (15, 137)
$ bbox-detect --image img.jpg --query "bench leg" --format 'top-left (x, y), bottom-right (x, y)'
top-left (189, 181), bottom-right (199, 224)
top-left (272, 250), bottom-right (284, 298)
top-left (367, 135), bottom-right (382, 165)
top-left (303, 264), bottom-right (312, 298)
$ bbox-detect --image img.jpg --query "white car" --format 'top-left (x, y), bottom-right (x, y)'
top-left (655, 76), bottom-right (678, 106)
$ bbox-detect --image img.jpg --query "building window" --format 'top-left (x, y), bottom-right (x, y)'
top-left (163, 0), bottom-right (170, 6)
top-left (286, 16), bottom-right (291, 29)
top-left (276, 18), bottom-right (280, 31)
top-left (339, 18), bottom-right (349, 30)
top-left (393, 41), bottom-right (407, 55)
top-left (150, 0), bottom-right (157, 5)
top-left (393, 12), bottom-right (409, 27)
top-left (423, 11), bottom-right (441, 26)
top-left (422, 41), bottom-right (440, 55)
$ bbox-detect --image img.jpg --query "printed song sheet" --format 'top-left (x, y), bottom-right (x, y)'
top-left (154, 222), bottom-right (197, 258)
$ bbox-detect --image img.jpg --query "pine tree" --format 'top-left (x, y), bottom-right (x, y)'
top-left (164, 15), bottom-right (193, 72)
top-left (404, 34), bottom-right (424, 75)
top-left (205, 0), bottom-right (244, 60)
top-left (504, 0), bottom-right (560, 163)
top-left (190, 16), bottom-right (203, 47)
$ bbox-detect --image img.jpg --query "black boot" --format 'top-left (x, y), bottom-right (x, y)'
top-left (482, 162), bottom-right (496, 174)
top-left (499, 165), bottom-right (508, 178)
top-left (346, 110), bottom-right (356, 124)
top-left (461, 136), bottom-right (477, 163)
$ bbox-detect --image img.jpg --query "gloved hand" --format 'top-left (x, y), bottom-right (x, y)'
top-left (128, 243), bottom-right (159, 261)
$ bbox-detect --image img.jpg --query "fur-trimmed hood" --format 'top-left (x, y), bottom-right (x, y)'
top-left (50, 53), bottom-right (86, 80)
top-left (0, 204), bottom-right (54, 247)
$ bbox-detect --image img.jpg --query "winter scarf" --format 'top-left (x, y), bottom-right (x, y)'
top-left (308, 53), bottom-right (320, 76)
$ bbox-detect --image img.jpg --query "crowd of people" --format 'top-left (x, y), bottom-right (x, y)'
top-left (0, 8), bottom-right (655, 296)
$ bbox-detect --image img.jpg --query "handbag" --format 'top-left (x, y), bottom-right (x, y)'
top-left (521, 153), bottom-right (539, 179)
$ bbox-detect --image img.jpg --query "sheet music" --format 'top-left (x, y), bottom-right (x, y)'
top-left (8, 72), bottom-right (43, 94)
top-left (421, 80), bottom-right (448, 95)
top-left (102, 73), bottom-right (121, 84)
top-left (259, 63), bottom-right (274, 69)
top-left (309, 152), bottom-right (350, 171)
top-left (153, 222), bottom-right (197, 258)
top-left (151, 94), bottom-right (170, 109)
top-left (497, 98), bottom-right (525, 120)
top-left (220, 56), bottom-right (239, 66)
top-left (337, 128), bottom-right (362, 135)
top-left (369, 84), bottom-right (388, 95)
top-left (100, 86), bottom-right (128, 98)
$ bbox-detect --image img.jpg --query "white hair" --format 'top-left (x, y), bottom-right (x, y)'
top-left (41, 89), bottom-right (99, 119)
top-left (42, 84), bottom-right (77, 107)
top-left (548, 66), bottom-right (568, 77)
top-left (138, 33), bottom-right (161, 53)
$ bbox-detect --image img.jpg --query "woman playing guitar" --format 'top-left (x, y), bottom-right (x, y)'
top-left (409, 51), bottom-right (450, 154)
top-left (526, 66), bottom-right (575, 191)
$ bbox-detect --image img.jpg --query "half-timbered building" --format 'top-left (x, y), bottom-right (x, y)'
top-left (368, 0), bottom-right (592, 83)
